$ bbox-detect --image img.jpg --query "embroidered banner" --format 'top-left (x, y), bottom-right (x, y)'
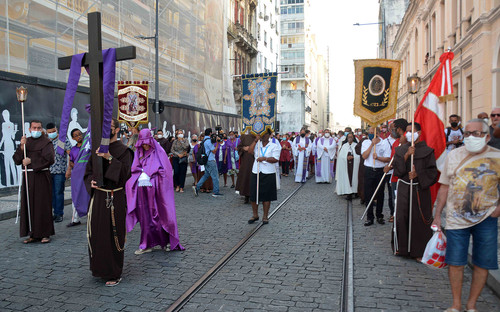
top-left (241, 73), bottom-right (277, 135)
top-left (117, 81), bottom-right (149, 128)
top-left (353, 59), bottom-right (401, 126)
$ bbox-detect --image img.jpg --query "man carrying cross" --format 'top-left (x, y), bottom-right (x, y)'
top-left (58, 12), bottom-right (136, 286)
top-left (84, 119), bottom-right (133, 286)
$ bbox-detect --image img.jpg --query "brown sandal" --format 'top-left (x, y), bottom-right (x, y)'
top-left (23, 237), bottom-right (37, 244)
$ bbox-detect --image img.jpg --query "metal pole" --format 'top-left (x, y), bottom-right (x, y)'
top-left (408, 93), bottom-right (415, 253)
top-left (360, 156), bottom-right (394, 221)
top-left (155, 0), bottom-right (159, 130)
top-left (20, 101), bottom-right (32, 233)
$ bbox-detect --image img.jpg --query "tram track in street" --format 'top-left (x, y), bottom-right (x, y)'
top-left (166, 182), bottom-right (306, 312)
top-left (340, 198), bottom-right (354, 312)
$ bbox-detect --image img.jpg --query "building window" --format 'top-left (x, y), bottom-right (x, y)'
top-left (264, 31), bottom-right (267, 46)
top-left (270, 38), bottom-right (273, 52)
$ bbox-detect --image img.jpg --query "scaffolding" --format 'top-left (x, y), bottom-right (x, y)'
top-left (0, 0), bottom-right (236, 114)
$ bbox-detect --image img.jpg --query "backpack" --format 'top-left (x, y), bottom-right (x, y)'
top-left (196, 138), bottom-right (210, 166)
top-left (446, 127), bottom-right (464, 148)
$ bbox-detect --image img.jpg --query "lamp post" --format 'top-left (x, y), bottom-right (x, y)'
top-left (406, 73), bottom-right (421, 253)
top-left (15, 86), bottom-right (32, 231)
top-left (136, 0), bottom-right (159, 131)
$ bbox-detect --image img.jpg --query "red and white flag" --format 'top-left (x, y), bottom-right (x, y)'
top-left (414, 51), bottom-right (454, 203)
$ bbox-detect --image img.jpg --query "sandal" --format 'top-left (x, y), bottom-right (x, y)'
top-left (41, 237), bottom-right (51, 244)
top-left (105, 278), bottom-right (122, 287)
top-left (23, 237), bottom-right (37, 244)
top-left (248, 216), bottom-right (259, 224)
top-left (389, 216), bottom-right (394, 222)
top-left (179, 189), bottom-right (184, 193)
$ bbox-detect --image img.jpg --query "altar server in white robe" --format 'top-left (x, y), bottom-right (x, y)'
top-left (336, 133), bottom-right (360, 197)
top-left (292, 128), bottom-right (312, 183)
top-left (315, 129), bottom-right (337, 183)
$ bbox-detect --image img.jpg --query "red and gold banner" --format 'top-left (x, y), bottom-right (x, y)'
top-left (117, 81), bottom-right (149, 128)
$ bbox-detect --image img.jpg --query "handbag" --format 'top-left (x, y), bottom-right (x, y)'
top-left (179, 156), bottom-right (188, 164)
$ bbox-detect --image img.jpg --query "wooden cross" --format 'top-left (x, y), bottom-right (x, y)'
top-left (58, 12), bottom-right (136, 186)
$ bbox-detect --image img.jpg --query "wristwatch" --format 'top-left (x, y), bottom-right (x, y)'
top-left (108, 155), bottom-right (113, 163)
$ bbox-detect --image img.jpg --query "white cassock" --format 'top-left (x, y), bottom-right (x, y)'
top-left (315, 137), bottom-right (337, 183)
top-left (292, 136), bottom-right (312, 183)
top-left (336, 141), bottom-right (360, 195)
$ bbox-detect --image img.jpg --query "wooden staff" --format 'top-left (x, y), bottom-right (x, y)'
top-left (373, 126), bottom-right (377, 167)
top-left (19, 100), bottom-right (32, 232)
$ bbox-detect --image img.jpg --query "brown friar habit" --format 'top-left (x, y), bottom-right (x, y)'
top-left (392, 141), bottom-right (438, 258)
top-left (13, 136), bottom-right (55, 238)
top-left (157, 137), bottom-right (172, 155)
top-left (84, 141), bottom-right (133, 280)
top-left (235, 134), bottom-right (255, 197)
top-left (354, 138), bottom-right (366, 201)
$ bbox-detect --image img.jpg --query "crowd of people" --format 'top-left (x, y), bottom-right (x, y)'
top-left (11, 111), bottom-right (500, 310)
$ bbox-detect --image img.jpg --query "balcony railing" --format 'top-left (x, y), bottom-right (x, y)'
top-left (229, 21), bottom-right (258, 56)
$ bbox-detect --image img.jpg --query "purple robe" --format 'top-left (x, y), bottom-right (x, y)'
top-left (225, 138), bottom-right (240, 171)
top-left (125, 129), bottom-right (184, 251)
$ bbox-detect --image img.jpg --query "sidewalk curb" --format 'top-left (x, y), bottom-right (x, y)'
top-left (0, 198), bottom-right (72, 221)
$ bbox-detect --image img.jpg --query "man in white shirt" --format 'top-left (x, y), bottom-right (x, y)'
top-left (247, 129), bottom-right (281, 225)
top-left (445, 114), bottom-right (464, 152)
top-left (361, 127), bottom-right (392, 226)
top-left (292, 128), bottom-right (312, 183)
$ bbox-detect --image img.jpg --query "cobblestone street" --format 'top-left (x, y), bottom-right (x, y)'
top-left (0, 176), bottom-right (499, 311)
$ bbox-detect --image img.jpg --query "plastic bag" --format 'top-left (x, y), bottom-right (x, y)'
top-left (421, 225), bottom-right (447, 269)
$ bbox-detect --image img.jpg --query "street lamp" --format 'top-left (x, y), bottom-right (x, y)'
top-left (407, 74), bottom-right (421, 94)
top-left (135, 0), bottom-right (160, 130)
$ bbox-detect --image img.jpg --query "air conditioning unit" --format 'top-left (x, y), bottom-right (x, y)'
top-left (264, 15), bottom-right (269, 21)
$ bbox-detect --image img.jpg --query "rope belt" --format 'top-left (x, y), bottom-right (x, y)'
top-left (87, 187), bottom-right (125, 258)
top-left (22, 168), bottom-right (49, 172)
top-left (397, 179), bottom-right (432, 225)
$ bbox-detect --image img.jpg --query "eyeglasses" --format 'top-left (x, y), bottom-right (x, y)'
top-left (463, 131), bottom-right (487, 138)
top-left (490, 114), bottom-right (500, 117)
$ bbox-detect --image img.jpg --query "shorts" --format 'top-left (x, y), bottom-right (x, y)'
top-left (445, 217), bottom-right (498, 270)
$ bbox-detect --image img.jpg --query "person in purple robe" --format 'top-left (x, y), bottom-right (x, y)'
top-left (125, 129), bottom-right (184, 255)
top-left (222, 131), bottom-right (240, 188)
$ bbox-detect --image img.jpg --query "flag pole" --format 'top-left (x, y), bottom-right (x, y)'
top-left (256, 140), bottom-right (260, 206)
top-left (408, 94), bottom-right (415, 253)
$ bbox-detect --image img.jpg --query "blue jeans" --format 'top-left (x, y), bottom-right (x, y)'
top-left (51, 173), bottom-right (66, 217)
top-left (196, 160), bottom-right (220, 194)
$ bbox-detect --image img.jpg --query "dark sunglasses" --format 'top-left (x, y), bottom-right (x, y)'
top-left (491, 114), bottom-right (500, 117)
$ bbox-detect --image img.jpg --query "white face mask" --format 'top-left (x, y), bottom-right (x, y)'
top-left (157, 135), bottom-right (163, 139)
top-left (405, 131), bottom-right (419, 142)
top-left (357, 131), bottom-right (362, 136)
top-left (464, 135), bottom-right (487, 153)
top-left (324, 133), bottom-right (331, 138)
top-left (178, 134), bottom-right (184, 139)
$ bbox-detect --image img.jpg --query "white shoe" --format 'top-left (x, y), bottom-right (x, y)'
top-left (134, 248), bottom-right (153, 255)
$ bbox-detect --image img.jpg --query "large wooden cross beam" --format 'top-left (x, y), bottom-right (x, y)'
top-left (58, 11), bottom-right (136, 186)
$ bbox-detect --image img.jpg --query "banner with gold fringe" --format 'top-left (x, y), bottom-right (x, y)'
top-left (353, 59), bottom-right (401, 126)
top-left (241, 73), bottom-right (277, 135)
top-left (117, 81), bottom-right (149, 128)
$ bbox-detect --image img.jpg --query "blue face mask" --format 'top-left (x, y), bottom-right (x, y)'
top-left (368, 133), bottom-right (374, 140)
top-left (344, 132), bottom-right (349, 137)
top-left (48, 132), bottom-right (58, 139)
top-left (31, 131), bottom-right (42, 139)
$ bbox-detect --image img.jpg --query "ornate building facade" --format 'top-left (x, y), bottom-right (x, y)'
top-left (227, 0), bottom-right (258, 109)
top-left (391, 1), bottom-right (500, 123)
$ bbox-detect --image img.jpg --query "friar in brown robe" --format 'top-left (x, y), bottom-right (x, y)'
top-left (13, 120), bottom-right (55, 243)
top-left (354, 136), bottom-right (366, 203)
top-left (392, 122), bottom-right (438, 259)
top-left (84, 120), bottom-right (133, 286)
top-left (235, 133), bottom-right (256, 203)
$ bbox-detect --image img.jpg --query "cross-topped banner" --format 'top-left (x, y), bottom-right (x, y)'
top-left (58, 12), bottom-right (136, 186)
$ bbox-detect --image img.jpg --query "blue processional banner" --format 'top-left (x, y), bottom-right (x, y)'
top-left (241, 72), bottom-right (277, 135)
